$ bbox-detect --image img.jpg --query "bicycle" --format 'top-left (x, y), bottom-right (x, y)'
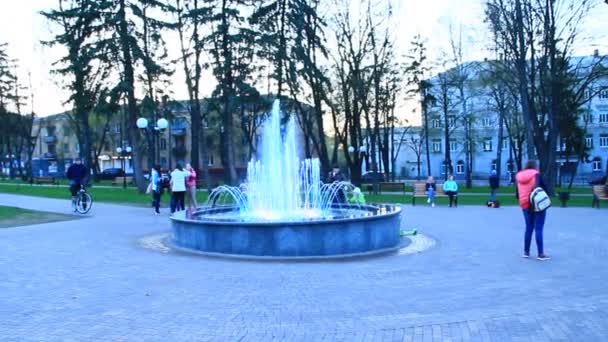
top-left (72, 184), bottom-right (93, 214)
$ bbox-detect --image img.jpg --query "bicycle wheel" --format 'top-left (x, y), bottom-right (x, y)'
top-left (76, 191), bottom-right (93, 214)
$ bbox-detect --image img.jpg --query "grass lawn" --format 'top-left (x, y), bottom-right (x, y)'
top-left (368, 193), bottom-right (596, 207)
top-left (0, 183), bottom-right (210, 207)
top-left (0, 205), bottom-right (78, 228)
top-left (0, 183), bottom-right (598, 208)
top-left (0, 177), bottom-right (135, 188)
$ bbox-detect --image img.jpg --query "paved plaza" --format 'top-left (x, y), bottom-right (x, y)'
top-left (1, 193), bottom-right (607, 341)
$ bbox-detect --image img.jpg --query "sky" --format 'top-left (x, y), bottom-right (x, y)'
top-left (0, 0), bottom-right (607, 119)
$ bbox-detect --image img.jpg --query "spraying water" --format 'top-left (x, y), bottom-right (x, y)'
top-left (207, 99), bottom-right (356, 221)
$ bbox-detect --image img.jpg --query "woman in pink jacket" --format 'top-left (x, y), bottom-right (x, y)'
top-left (515, 160), bottom-right (550, 261)
top-left (185, 163), bottom-right (198, 209)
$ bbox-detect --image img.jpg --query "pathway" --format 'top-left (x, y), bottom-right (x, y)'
top-left (0, 193), bottom-right (607, 341)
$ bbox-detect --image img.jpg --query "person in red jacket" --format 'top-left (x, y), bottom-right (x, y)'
top-left (516, 160), bottom-right (550, 261)
top-left (185, 163), bottom-right (198, 209)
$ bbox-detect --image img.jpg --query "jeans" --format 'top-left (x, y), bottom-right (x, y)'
top-left (171, 191), bottom-right (186, 213)
top-left (426, 189), bottom-right (435, 204)
top-left (186, 186), bottom-right (198, 208)
top-left (523, 209), bottom-right (546, 255)
top-left (445, 191), bottom-right (458, 207)
top-left (490, 189), bottom-right (497, 202)
top-left (152, 191), bottom-right (162, 214)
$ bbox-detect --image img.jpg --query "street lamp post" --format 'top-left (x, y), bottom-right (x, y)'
top-left (116, 146), bottom-right (132, 189)
top-left (136, 117), bottom-right (168, 171)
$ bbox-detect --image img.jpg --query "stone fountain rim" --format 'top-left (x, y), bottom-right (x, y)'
top-left (170, 203), bottom-right (401, 227)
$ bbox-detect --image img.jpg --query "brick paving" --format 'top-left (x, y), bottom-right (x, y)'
top-left (1, 193), bottom-right (607, 341)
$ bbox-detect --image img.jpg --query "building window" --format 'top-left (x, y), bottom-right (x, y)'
top-left (456, 160), bottom-right (465, 174)
top-left (160, 157), bottom-right (167, 168)
top-left (592, 157), bottom-right (602, 171)
top-left (63, 143), bottom-right (69, 153)
top-left (160, 138), bottom-right (167, 150)
top-left (432, 119), bottom-right (441, 129)
top-left (483, 138), bottom-right (493, 152)
top-left (599, 90), bottom-right (608, 99)
top-left (600, 134), bottom-right (608, 148)
top-left (491, 159), bottom-right (497, 171)
top-left (203, 154), bottom-right (214, 166)
top-left (48, 144), bottom-right (56, 154)
top-left (507, 159), bottom-right (514, 172)
top-left (450, 141), bottom-right (458, 152)
top-left (599, 113), bottom-right (608, 123)
top-left (583, 113), bottom-right (593, 124)
top-left (482, 116), bottom-right (492, 127)
top-left (586, 135), bottom-right (593, 148)
top-left (502, 137), bottom-right (508, 150)
top-left (448, 116), bottom-right (456, 129)
top-left (441, 160), bottom-right (452, 175)
top-left (75, 144), bottom-right (80, 153)
top-left (432, 139), bottom-right (442, 153)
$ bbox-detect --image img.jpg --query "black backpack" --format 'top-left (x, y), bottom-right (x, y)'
top-left (161, 177), bottom-right (171, 190)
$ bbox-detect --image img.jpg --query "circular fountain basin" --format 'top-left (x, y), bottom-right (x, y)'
top-left (170, 204), bottom-right (402, 258)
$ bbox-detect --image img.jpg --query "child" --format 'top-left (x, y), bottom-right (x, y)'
top-left (348, 187), bottom-right (366, 204)
top-left (425, 176), bottom-right (436, 207)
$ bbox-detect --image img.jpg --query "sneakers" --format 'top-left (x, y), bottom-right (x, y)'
top-left (427, 198), bottom-right (431, 204)
top-left (431, 203), bottom-right (435, 207)
top-left (522, 253), bottom-right (551, 260)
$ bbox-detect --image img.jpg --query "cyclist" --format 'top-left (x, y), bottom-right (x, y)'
top-left (66, 158), bottom-right (88, 211)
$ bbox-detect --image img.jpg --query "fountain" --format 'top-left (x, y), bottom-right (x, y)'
top-left (170, 100), bottom-right (402, 258)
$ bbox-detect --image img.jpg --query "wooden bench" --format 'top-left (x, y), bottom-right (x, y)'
top-left (33, 176), bottom-right (56, 184)
top-left (196, 179), bottom-right (208, 189)
top-left (412, 181), bottom-right (447, 205)
top-left (112, 176), bottom-right (133, 185)
top-left (380, 182), bottom-right (406, 194)
top-left (592, 185), bottom-right (608, 208)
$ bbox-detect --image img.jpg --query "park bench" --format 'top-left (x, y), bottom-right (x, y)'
top-left (412, 181), bottom-right (447, 205)
top-left (33, 176), bottom-right (56, 185)
top-left (380, 182), bottom-right (406, 194)
top-left (112, 176), bottom-right (133, 185)
top-left (591, 185), bottom-right (608, 208)
top-left (196, 179), bottom-right (208, 189)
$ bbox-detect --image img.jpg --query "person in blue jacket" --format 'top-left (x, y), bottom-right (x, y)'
top-left (443, 175), bottom-right (459, 207)
top-left (489, 170), bottom-right (500, 203)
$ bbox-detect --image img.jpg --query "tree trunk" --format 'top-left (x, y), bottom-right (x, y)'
top-left (219, 0), bottom-right (237, 185)
top-left (496, 111), bottom-right (504, 187)
top-left (422, 93), bottom-right (431, 176)
top-left (514, 0), bottom-right (537, 160)
top-left (117, 0), bottom-right (145, 192)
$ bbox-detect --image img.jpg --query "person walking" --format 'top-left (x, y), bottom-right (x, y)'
top-left (150, 165), bottom-right (163, 215)
top-left (516, 160), bottom-right (550, 261)
top-left (425, 176), bottom-right (436, 207)
top-left (489, 170), bottom-right (499, 203)
top-left (443, 175), bottom-right (459, 207)
top-left (170, 163), bottom-right (191, 213)
top-left (185, 163), bottom-right (198, 209)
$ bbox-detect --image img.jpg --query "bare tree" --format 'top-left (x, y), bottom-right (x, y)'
top-left (485, 0), bottom-right (608, 194)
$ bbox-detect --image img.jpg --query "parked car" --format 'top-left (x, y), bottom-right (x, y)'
top-left (361, 171), bottom-right (385, 183)
top-left (98, 168), bottom-right (126, 180)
